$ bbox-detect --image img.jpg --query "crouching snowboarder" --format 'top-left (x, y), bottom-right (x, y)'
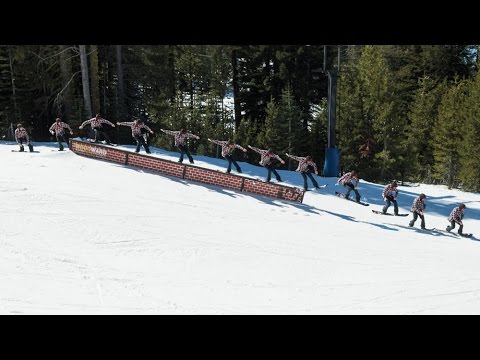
top-left (382, 180), bottom-right (399, 215)
top-left (337, 170), bottom-right (361, 202)
top-left (49, 118), bottom-right (73, 151)
top-left (14, 123), bottom-right (34, 152)
top-left (446, 203), bottom-right (467, 235)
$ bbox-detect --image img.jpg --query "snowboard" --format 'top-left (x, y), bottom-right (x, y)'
top-left (389, 224), bottom-right (474, 239)
top-left (371, 209), bottom-right (409, 216)
top-left (87, 139), bottom-right (117, 146)
top-left (305, 184), bottom-right (328, 191)
top-left (11, 150), bottom-right (39, 153)
top-left (433, 228), bottom-right (473, 238)
top-left (390, 223), bottom-right (436, 232)
top-left (335, 191), bottom-right (369, 206)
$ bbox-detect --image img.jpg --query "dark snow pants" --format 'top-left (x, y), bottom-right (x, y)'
top-left (225, 155), bottom-right (241, 173)
top-left (134, 135), bottom-right (151, 153)
top-left (383, 195), bottom-right (399, 215)
top-left (178, 145), bottom-right (194, 163)
top-left (409, 211), bottom-right (425, 229)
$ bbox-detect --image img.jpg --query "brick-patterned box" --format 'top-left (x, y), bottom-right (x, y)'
top-left (70, 139), bottom-right (304, 203)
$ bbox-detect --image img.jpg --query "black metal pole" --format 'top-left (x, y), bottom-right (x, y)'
top-left (327, 70), bottom-right (338, 148)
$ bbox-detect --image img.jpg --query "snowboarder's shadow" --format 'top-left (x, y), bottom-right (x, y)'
top-left (385, 223), bottom-right (451, 238)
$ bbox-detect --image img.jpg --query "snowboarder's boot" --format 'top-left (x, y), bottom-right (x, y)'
top-left (19, 145), bottom-right (24, 152)
top-left (28, 144), bottom-right (34, 152)
top-left (458, 225), bottom-right (464, 235)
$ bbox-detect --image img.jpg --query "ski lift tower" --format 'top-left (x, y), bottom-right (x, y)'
top-left (322, 46), bottom-right (340, 177)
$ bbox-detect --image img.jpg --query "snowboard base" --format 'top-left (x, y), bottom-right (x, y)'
top-left (372, 209), bottom-right (409, 216)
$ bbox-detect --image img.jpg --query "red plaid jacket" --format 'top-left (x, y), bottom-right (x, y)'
top-left (208, 139), bottom-right (246, 157)
top-left (448, 206), bottom-right (464, 225)
top-left (285, 154), bottom-right (318, 173)
top-left (410, 196), bottom-right (426, 214)
top-left (382, 183), bottom-right (398, 199)
top-left (80, 117), bottom-right (115, 129)
top-left (338, 172), bottom-right (359, 186)
top-left (49, 121), bottom-right (73, 136)
top-left (248, 146), bottom-right (283, 166)
top-left (117, 122), bottom-right (153, 136)
top-left (161, 129), bottom-right (199, 146)
top-left (15, 127), bottom-right (30, 143)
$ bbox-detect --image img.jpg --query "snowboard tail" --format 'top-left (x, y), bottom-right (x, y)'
top-left (435, 229), bottom-right (473, 238)
top-left (305, 185), bottom-right (328, 191)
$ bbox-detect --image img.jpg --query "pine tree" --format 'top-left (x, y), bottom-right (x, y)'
top-left (404, 77), bottom-right (447, 182)
top-left (359, 46), bottom-right (403, 181)
top-left (459, 73), bottom-right (480, 191)
top-left (432, 80), bottom-right (469, 188)
top-left (260, 86), bottom-right (304, 168)
top-left (337, 46), bottom-right (375, 177)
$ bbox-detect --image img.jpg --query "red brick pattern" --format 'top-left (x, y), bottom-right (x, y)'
top-left (184, 167), bottom-right (244, 190)
top-left (70, 139), bottom-right (305, 203)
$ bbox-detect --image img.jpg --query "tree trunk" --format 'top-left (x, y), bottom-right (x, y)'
top-left (8, 46), bottom-right (19, 120)
top-left (168, 45), bottom-right (176, 104)
top-left (79, 45), bottom-right (93, 117)
top-left (89, 45), bottom-right (101, 115)
top-left (115, 45), bottom-right (126, 118)
top-left (59, 45), bottom-right (73, 121)
top-left (231, 49), bottom-right (241, 129)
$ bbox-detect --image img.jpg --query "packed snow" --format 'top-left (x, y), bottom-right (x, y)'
top-left (1, 140), bottom-right (479, 314)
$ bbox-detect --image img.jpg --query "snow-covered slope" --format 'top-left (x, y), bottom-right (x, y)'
top-left (1, 141), bottom-right (479, 314)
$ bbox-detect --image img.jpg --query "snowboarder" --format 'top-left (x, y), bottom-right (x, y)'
top-left (160, 128), bottom-right (200, 164)
top-left (285, 153), bottom-right (320, 190)
top-left (208, 138), bottom-right (247, 173)
top-left (49, 118), bottom-right (73, 151)
top-left (79, 114), bottom-right (115, 145)
top-left (247, 146), bottom-right (285, 182)
top-left (382, 180), bottom-right (399, 215)
top-left (446, 203), bottom-right (467, 235)
top-left (409, 193), bottom-right (427, 229)
top-left (116, 119), bottom-right (154, 154)
top-left (337, 170), bottom-right (361, 203)
top-left (14, 123), bottom-right (34, 152)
